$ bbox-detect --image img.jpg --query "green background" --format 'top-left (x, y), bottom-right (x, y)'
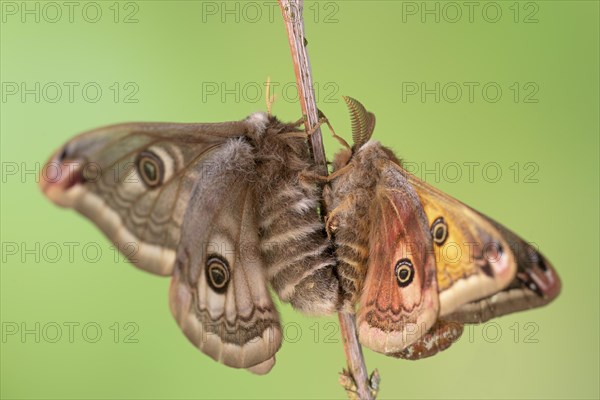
top-left (1, 1), bottom-right (598, 399)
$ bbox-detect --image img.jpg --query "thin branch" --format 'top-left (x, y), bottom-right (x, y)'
top-left (277, 1), bottom-right (377, 399)
top-left (277, 0), bottom-right (327, 176)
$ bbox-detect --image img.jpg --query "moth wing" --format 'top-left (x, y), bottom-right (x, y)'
top-left (446, 220), bottom-right (561, 323)
top-left (403, 167), bottom-right (560, 319)
top-left (40, 118), bottom-right (258, 276)
top-left (168, 140), bottom-right (282, 373)
top-left (42, 115), bottom-right (283, 372)
top-left (357, 160), bottom-right (439, 354)
top-left (389, 319), bottom-right (464, 360)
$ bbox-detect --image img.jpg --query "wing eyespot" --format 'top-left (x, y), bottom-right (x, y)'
top-left (58, 147), bottom-right (68, 162)
top-left (431, 217), bottom-right (448, 245)
top-left (395, 258), bottom-right (414, 287)
top-left (206, 255), bottom-right (230, 293)
top-left (135, 151), bottom-right (164, 188)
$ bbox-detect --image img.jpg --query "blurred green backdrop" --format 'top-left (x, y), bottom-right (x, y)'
top-left (1, 1), bottom-right (598, 399)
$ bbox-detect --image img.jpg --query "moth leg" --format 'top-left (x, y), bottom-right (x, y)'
top-left (299, 169), bottom-right (328, 184)
top-left (294, 110), bottom-right (352, 150)
top-left (291, 116), bottom-right (306, 128)
top-left (299, 163), bottom-right (354, 185)
top-left (287, 113), bottom-right (323, 132)
top-left (325, 194), bottom-right (355, 238)
top-left (316, 110), bottom-right (352, 150)
top-left (279, 132), bottom-right (309, 140)
top-left (327, 163), bottom-right (354, 181)
top-left (280, 115), bottom-right (326, 139)
top-left (305, 117), bottom-right (327, 136)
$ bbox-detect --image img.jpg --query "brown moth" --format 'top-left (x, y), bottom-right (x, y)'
top-left (324, 96), bottom-right (561, 358)
top-left (39, 112), bottom-right (339, 374)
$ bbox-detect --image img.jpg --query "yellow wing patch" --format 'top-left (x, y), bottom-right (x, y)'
top-left (400, 167), bottom-right (517, 316)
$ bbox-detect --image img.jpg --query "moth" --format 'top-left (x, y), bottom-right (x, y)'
top-left (39, 112), bottom-right (340, 374)
top-left (40, 98), bottom-right (561, 374)
top-left (323, 97), bottom-right (561, 359)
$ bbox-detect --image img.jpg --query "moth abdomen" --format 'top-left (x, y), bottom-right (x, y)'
top-left (331, 215), bottom-right (371, 309)
top-left (324, 156), bottom-right (374, 309)
top-left (258, 179), bottom-right (339, 315)
top-left (248, 118), bottom-right (341, 315)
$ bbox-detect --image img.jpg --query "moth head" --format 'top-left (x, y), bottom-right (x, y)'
top-left (243, 112), bottom-right (270, 141)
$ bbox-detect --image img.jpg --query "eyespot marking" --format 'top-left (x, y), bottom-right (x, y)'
top-left (395, 258), bottom-right (414, 287)
top-left (58, 147), bottom-right (68, 162)
top-left (528, 247), bottom-right (548, 272)
top-left (205, 255), bottom-right (230, 293)
top-left (537, 256), bottom-right (548, 272)
top-left (135, 151), bottom-right (164, 188)
top-left (431, 217), bottom-right (448, 245)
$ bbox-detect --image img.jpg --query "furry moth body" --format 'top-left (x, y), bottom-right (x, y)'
top-left (40, 112), bottom-right (339, 373)
top-left (324, 97), bottom-right (561, 357)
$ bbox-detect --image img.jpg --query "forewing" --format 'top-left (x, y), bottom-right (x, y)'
top-left (357, 161), bottom-right (439, 354)
top-left (40, 120), bottom-right (249, 275)
top-left (446, 220), bottom-right (561, 323)
top-left (403, 168), bottom-right (559, 319)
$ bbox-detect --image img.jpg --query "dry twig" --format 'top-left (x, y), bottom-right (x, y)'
top-left (277, 1), bottom-right (378, 399)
